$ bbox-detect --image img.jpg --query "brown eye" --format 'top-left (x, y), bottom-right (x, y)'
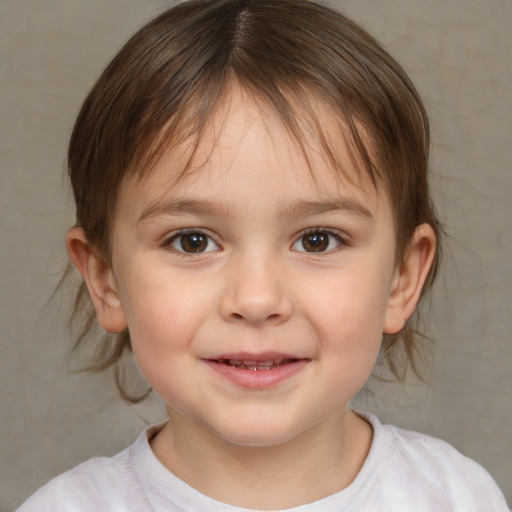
top-left (292, 230), bottom-right (343, 253)
top-left (181, 233), bottom-right (207, 252)
top-left (301, 233), bottom-right (329, 252)
top-left (169, 232), bottom-right (219, 253)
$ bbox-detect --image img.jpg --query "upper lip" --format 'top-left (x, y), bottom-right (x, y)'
top-left (205, 352), bottom-right (305, 362)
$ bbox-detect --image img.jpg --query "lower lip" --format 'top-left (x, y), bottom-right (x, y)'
top-left (204, 360), bottom-right (309, 389)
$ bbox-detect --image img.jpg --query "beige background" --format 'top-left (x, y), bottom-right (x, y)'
top-left (1, 0), bottom-right (511, 510)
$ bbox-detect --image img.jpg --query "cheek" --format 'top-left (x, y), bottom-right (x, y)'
top-left (125, 298), bottom-right (202, 403)
top-left (313, 275), bottom-right (390, 338)
top-left (318, 289), bottom-right (385, 400)
top-left (115, 273), bottom-right (204, 370)
top-left (305, 263), bottom-right (391, 372)
top-left (126, 296), bottom-right (202, 353)
top-left (118, 259), bottom-right (213, 334)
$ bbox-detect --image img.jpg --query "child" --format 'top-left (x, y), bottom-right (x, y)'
top-left (17, 0), bottom-right (508, 510)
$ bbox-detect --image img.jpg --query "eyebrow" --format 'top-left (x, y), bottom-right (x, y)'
top-left (138, 199), bottom-right (235, 223)
top-left (277, 199), bottom-right (373, 221)
top-left (138, 197), bottom-right (373, 223)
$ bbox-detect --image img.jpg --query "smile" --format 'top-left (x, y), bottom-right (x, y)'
top-left (215, 358), bottom-right (297, 370)
top-left (205, 355), bottom-right (309, 389)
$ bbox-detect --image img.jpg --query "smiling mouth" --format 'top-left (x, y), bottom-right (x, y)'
top-left (213, 358), bottom-right (298, 371)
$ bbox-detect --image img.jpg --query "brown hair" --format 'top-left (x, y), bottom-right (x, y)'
top-left (66, 0), bottom-right (441, 401)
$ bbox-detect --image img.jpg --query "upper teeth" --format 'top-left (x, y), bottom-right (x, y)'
top-left (218, 358), bottom-right (289, 370)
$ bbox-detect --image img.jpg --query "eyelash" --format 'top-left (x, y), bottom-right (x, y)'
top-left (292, 228), bottom-right (348, 253)
top-left (161, 228), bottom-right (348, 255)
top-left (162, 229), bottom-right (220, 255)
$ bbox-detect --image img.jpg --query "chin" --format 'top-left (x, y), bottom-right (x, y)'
top-left (209, 417), bottom-right (308, 448)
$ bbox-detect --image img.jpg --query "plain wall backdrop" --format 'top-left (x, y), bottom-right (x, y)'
top-left (1, 0), bottom-right (511, 510)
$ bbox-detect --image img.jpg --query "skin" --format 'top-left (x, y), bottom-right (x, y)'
top-left (67, 88), bottom-right (436, 509)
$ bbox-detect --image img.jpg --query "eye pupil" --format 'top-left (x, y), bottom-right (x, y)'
top-left (302, 233), bottom-right (329, 252)
top-left (181, 233), bottom-right (207, 252)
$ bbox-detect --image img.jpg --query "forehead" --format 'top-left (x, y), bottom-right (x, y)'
top-left (117, 87), bottom-right (387, 220)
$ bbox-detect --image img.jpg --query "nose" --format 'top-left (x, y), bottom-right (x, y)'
top-left (219, 253), bottom-right (293, 326)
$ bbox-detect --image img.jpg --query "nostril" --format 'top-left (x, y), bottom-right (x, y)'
top-left (229, 311), bottom-right (285, 324)
top-left (221, 288), bottom-right (293, 325)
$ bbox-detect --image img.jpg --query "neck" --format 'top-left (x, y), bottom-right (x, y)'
top-left (150, 408), bottom-right (373, 509)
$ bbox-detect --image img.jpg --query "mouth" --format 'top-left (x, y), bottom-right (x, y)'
top-left (213, 358), bottom-right (298, 371)
top-left (205, 355), bottom-right (309, 388)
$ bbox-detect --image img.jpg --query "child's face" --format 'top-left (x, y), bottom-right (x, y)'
top-left (101, 92), bottom-right (407, 446)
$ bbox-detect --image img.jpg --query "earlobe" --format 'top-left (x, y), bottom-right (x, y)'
top-left (65, 227), bottom-right (127, 333)
top-left (384, 224), bottom-right (436, 334)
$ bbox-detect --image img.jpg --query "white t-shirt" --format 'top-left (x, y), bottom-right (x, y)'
top-left (16, 413), bottom-right (509, 511)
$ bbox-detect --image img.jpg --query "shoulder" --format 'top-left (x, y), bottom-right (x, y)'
top-left (360, 412), bottom-right (509, 512)
top-left (16, 451), bottom-right (132, 512)
top-left (15, 424), bottom-right (164, 512)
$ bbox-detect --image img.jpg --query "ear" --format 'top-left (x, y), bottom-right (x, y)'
top-left (384, 223), bottom-right (436, 334)
top-left (66, 227), bottom-right (127, 333)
